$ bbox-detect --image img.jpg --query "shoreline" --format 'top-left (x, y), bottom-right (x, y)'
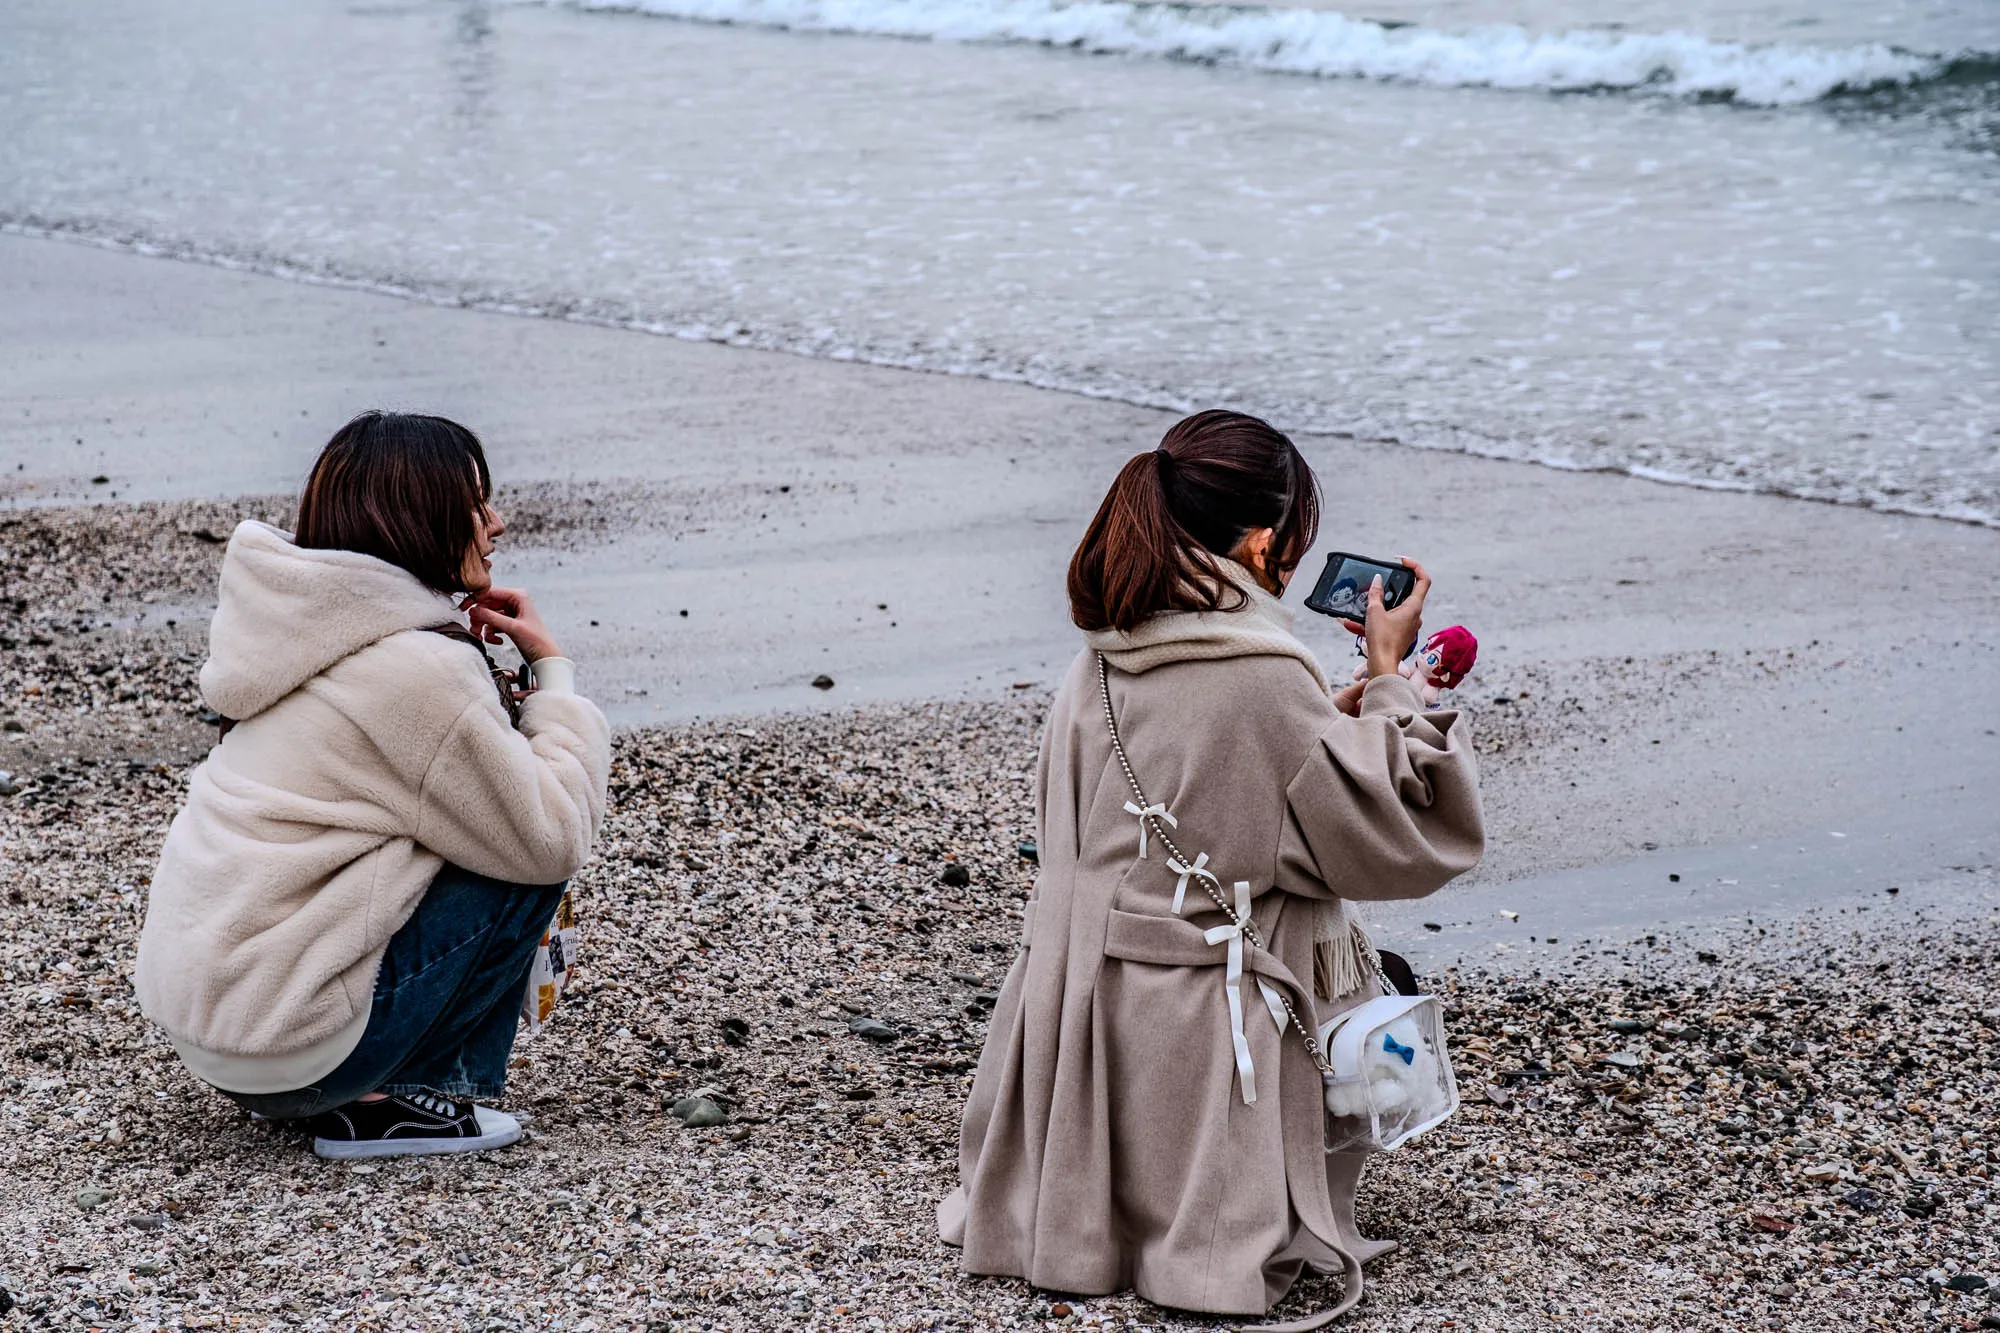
top-left (6, 224), bottom-right (1997, 533)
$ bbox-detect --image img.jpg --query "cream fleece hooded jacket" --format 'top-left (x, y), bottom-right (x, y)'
top-left (135, 521), bottom-right (611, 1091)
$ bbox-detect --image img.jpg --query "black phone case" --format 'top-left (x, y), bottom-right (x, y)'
top-left (1303, 551), bottom-right (1416, 620)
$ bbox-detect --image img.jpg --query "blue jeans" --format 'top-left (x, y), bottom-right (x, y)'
top-left (227, 865), bottom-right (566, 1119)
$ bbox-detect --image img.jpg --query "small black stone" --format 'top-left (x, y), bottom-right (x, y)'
top-left (940, 864), bottom-right (972, 888)
top-left (847, 1015), bottom-right (898, 1042)
top-left (1944, 1275), bottom-right (1988, 1293)
top-left (719, 1017), bottom-right (750, 1046)
top-left (811, 674), bottom-right (835, 690)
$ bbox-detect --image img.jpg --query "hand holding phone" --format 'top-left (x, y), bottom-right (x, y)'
top-left (1303, 551), bottom-right (1431, 678)
top-left (1354, 558), bottom-right (1431, 679)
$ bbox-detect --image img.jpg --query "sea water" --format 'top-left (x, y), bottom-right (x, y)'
top-left (1, 0), bottom-right (1994, 521)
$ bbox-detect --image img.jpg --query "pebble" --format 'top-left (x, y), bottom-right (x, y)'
top-left (811, 674), bottom-right (835, 690)
top-left (671, 1096), bottom-right (729, 1128)
top-left (940, 863), bottom-right (972, 888)
top-left (125, 1212), bottom-right (170, 1231)
top-left (1946, 1275), bottom-right (1990, 1292)
top-left (846, 1015), bottom-right (898, 1042)
top-left (73, 1187), bottom-right (111, 1210)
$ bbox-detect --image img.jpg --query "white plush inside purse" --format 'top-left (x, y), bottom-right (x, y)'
top-left (1318, 992), bottom-right (1460, 1153)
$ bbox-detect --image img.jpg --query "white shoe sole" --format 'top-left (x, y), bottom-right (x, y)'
top-left (313, 1107), bottom-right (522, 1160)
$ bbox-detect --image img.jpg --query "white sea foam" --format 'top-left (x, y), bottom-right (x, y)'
top-left (9, 216), bottom-right (1994, 528)
top-left (550, 0), bottom-right (1948, 105)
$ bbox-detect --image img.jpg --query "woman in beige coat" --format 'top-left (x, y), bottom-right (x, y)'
top-left (939, 410), bottom-right (1484, 1328)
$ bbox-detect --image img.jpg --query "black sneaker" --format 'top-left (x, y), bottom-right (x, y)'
top-left (308, 1092), bottom-right (522, 1160)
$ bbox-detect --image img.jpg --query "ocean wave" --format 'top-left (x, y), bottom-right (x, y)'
top-left (543, 0), bottom-right (1962, 106)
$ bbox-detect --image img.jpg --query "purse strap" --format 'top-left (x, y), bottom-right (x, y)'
top-left (427, 623), bottom-right (525, 728)
top-left (1096, 654), bottom-right (1343, 1078)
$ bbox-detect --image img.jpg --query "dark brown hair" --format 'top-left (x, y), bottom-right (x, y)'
top-left (1068, 409), bottom-right (1320, 633)
top-left (294, 412), bottom-right (492, 595)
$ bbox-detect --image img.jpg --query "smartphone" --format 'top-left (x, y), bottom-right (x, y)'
top-left (1303, 551), bottom-right (1416, 623)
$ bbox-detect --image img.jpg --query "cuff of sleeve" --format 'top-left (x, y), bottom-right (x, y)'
top-left (528, 657), bottom-right (577, 696)
top-left (1359, 671), bottom-right (1422, 716)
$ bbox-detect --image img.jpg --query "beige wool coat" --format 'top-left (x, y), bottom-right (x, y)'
top-left (939, 567), bottom-right (1483, 1318)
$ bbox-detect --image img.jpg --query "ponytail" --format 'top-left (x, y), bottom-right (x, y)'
top-left (1067, 410), bottom-right (1320, 633)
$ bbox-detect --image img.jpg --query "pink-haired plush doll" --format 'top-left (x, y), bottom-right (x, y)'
top-left (1353, 625), bottom-right (1479, 708)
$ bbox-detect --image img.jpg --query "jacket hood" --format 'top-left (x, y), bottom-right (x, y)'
top-left (200, 521), bottom-right (461, 721)
top-left (1083, 556), bottom-right (1330, 695)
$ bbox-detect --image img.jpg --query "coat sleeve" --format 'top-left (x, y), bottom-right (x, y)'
top-left (410, 668), bottom-right (612, 887)
top-left (1276, 672), bottom-right (1484, 902)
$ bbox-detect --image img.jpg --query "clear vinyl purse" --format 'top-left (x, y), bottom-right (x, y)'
top-left (1097, 654), bottom-right (1460, 1154)
top-left (1317, 991), bottom-right (1459, 1152)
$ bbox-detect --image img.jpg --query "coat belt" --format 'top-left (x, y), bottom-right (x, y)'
top-left (1102, 903), bottom-right (1299, 1105)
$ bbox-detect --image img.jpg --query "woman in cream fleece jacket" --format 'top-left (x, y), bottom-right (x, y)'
top-left (135, 412), bottom-right (611, 1160)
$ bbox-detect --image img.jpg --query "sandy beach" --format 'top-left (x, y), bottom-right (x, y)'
top-left (2, 232), bottom-right (1998, 1330)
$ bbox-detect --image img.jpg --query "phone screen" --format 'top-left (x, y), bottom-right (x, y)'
top-left (1304, 552), bottom-right (1415, 621)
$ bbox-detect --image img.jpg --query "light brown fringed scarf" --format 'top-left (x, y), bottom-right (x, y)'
top-left (1085, 558), bottom-right (1378, 1002)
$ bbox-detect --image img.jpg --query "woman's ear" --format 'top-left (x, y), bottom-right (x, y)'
top-left (1231, 527), bottom-right (1281, 592)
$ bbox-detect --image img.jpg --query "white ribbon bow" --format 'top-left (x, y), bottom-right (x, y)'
top-left (1166, 851), bottom-right (1219, 916)
top-left (1122, 800), bottom-right (1177, 859)
top-left (1200, 879), bottom-right (1292, 1105)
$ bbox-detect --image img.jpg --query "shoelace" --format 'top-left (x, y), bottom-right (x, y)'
top-left (406, 1092), bottom-right (465, 1119)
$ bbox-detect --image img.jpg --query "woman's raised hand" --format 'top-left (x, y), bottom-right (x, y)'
top-left (464, 586), bottom-right (564, 663)
top-left (1341, 556), bottom-right (1430, 680)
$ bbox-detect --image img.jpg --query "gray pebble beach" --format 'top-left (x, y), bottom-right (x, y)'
top-left (3, 497), bottom-right (1995, 1331)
